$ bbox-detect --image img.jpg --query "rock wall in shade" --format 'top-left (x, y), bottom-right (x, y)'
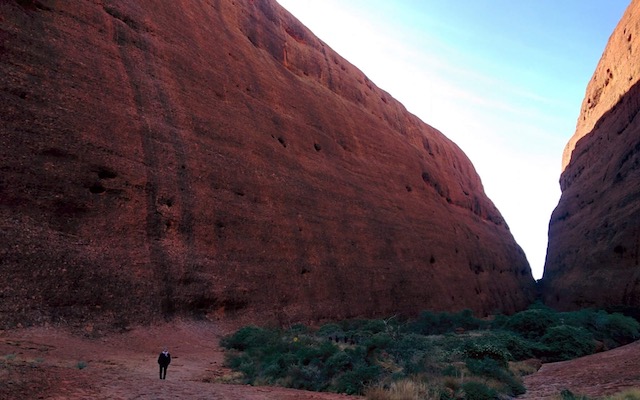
top-left (0, 0), bottom-right (535, 329)
top-left (543, 1), bottom-right (640, 310)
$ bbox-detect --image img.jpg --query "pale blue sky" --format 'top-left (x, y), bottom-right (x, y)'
top-left (276, 0), bottom-right (630, 279)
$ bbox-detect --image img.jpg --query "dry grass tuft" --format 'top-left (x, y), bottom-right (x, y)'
top-left (509, 359), bottom-right (542, 376)
top-left (365, 379), bottom-right (440, 400)
top-left (606, 388), bottom-right (640, 400)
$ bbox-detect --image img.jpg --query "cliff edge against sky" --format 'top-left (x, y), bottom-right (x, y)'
top-left (544, 0), bottom-right (640, 310)
top-left (0, 0), bottom-right (535, 329)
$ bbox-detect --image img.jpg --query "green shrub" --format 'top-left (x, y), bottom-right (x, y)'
top-left (408, 309), bottom-right (486, 335)
top-left (481, 330), bottom-right (546, 361)
top-left (334, 364), bottom-right (382, 394)
top-left (324, 352), bottom-right (350, 374)
top-left (506, 377), bottom-right (526, 396)
top-left (465, 357), bottom-right (525, 396)
top-left (541, 325), bottom-right (594, 361)
top-left (460, 381), bottom-right (499, 400)
top-left (554, 309), bottom-right (639, 348)
top-left (287, 323), bottom-right (310, 335)
top-left (463, 341), bottom-right (510, 366)
top-left (366, 332), bottom-right (393, 348)
top-left (225, 352), bottom-right (256, 379)
top-left (288, 364), bottom-right (327, 391)
top-left (220, 325), bottom-right (280, 352)
top-left (600, 312), bottom-right (640, 345)
top-left (466, 357), bottom-right (502, 377)
top-left (317, 323), bottom-right (343, 337)
top-left (338, 318), bottom-right (385, 334)
top-left (293, 340), bottom-right (338, 365)
top-left (387, 333), bottom-right (453, 375)
top-left (442, 364), bottom-right (461, 377)
top-left (360, 319), bottom-right (388, 334)
top-left (501, 308), bottom-right (558, 339)
top-left (261, 356), bottom-right (288, 381)
top-left (391, 333), bottom-right (433, 355)
top-left (454, 309), bottom-right (488, 330)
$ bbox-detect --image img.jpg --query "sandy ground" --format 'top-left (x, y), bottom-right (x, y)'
top-left (0, 320), bottom-right (361, 400)
top-left (1, 320), bottom-right (640, 399)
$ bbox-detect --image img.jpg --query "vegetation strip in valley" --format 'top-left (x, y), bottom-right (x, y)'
top-left (221, 303), bottom-right (640, 399)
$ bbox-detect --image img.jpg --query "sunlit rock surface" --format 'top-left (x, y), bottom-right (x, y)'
top-left (543, 0), bottom-right (640, 310)
top-left (0, 0), bottom-right (534, 329)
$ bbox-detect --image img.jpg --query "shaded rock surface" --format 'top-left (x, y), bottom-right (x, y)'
top-left (0, 0), bottom-right (534, 329)
top-left (543, 0), bottom-right (640, 310)
top-left (561, 0), bottom-right (640, 171)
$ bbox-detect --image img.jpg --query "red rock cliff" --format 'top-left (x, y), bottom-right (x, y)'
top-left (543, 1), bottom-right (640, 310)
top-left (0, 0), bottom-right (535, 329)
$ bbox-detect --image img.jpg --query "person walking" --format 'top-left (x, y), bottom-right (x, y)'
top-left (157, 348), bottom-right (171, 379)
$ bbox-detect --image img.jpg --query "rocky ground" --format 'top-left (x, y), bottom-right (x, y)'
top-left (520, 340), bottom-right (640, 399)
top-left (1, 321), bottom-right (639, 399)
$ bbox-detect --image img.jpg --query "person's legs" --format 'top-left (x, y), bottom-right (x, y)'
top-left (159, 365), bottom-right (165, 379)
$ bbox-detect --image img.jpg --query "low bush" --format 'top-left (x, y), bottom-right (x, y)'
top-left (460, 381), bottom-right (499, 400)
top-left (481, 330), bottom-right (547, 361)
top-left (599, 311), bottom-right (640, 346)
top-left (465, 357), bottom-right (525, 396)
top-left (334, 364), bottom-right (382, 394)
top-left (499, 306), bottom-right (558, 340)
top-left (557, 309), bottom-right (640, 348)
top-left (220, 325), bottom-right (280, 352)
top-left (463, 341), bottom-right (511, 366)
top-left (408, 309), bottom-right (486, 335)
top-left (541, 325), bottom-right (594, 362)
top-left (317, 323), bottom-right (343, 338)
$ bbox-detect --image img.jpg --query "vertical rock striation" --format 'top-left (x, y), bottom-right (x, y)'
top-left (0, 0), bottom-right (534, 329)
top-left (543, 1), bottom-right (640, 310)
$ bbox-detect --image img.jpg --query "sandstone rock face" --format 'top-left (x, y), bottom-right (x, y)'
top-left (561, 1), bottom-right (640, 171)
top-left (0, 0), bottom-right (534, 329)
top-left (543, 1), bottom-right (640, 310)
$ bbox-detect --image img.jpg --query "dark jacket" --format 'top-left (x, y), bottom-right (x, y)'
top-left (158, 351), bottom-right (171, 367)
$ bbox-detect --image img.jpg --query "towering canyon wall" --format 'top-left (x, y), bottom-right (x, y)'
top-left (543, 1), bottom-right (640, 310)
top-left (0, 0), bottom-right (534, 329)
